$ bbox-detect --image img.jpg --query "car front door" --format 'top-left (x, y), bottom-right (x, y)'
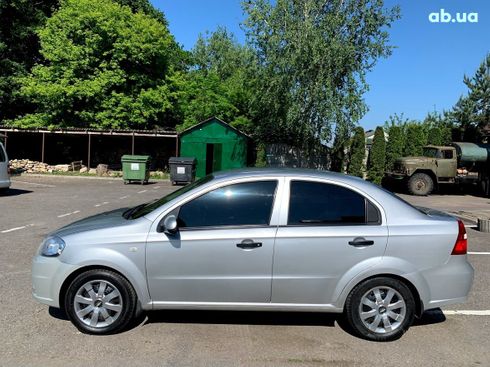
top-left (146, 178), bottom-right (283, 304)
top-left (272, 178), bottom-right (388, 305)
top-left (436, 149), bottom-right (457, 179)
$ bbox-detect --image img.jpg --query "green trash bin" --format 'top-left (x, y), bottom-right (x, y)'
top-left (121, 155), bottom-right (151, 185)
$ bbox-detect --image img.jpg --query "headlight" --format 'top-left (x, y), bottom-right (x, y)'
top-left (40, 236), bottom-right (66, 257)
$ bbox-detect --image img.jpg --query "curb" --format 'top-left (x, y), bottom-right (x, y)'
top-left (14, 173), bottom-right (171, 182)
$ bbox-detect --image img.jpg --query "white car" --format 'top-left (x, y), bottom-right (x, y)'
top-left (0, 140), bottom-right (11, 192)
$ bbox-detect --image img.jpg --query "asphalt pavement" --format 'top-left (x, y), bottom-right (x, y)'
top-left (0, 175), bottom-right (489, 367)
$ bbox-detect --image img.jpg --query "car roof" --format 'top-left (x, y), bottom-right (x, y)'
top-left (212, 167), bottom-right (366, 185)
top-left (144, 167), bottom-right (429, 224)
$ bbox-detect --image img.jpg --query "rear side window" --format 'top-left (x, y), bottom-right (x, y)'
top-left (178, 181), bottom-right (278, 228)
top-left (0, 143), bottom-right (5, 162)
top-left (288, 181), bottom-right (380, 225)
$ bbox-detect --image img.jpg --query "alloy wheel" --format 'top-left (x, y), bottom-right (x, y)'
top-left (358, 286), bottom-right (406, 334)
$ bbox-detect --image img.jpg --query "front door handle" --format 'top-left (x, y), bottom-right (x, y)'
top-left (348, 237), bottom-right (374, 247)
top-left (237, 239), bottom-right (262, 249)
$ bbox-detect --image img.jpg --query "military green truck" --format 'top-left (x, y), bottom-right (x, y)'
top-left (385, 142), bottom-right (490, 196)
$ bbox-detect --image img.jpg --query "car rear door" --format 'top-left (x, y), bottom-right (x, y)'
top-left (0, 142), bottom-right (10, 187)
top-left (272, 178), bottom-right (388, 305)
top-left (146, 178), bottom-right (284, 304)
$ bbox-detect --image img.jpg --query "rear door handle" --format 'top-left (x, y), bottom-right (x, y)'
top-left (237, 239), bottom-right (262, 249)
top-left (348, 237), bottom-right (374, 247)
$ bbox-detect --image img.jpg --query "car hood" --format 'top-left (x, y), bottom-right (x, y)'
top-left (52, 208), bottom-right (131, 238)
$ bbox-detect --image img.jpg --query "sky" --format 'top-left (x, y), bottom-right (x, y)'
top-left (152, 0), bottom-right (490, 130)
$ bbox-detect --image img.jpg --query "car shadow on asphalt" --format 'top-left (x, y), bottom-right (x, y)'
top-left (0, 188), bottom-right (32, 196)
top-left (145, 310), bottom-right (339, 328)
top-left (49, 307), bottom-right (69, 321)
top-left (413, 308), bottom-right (446, 326)
top-left (48, 307), bottom-right (447, 338)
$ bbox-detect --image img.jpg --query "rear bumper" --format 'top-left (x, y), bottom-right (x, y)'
top-left (423, 256), bottom-right (474, 310)
top-left (32, 255), bottom-right (79, 308)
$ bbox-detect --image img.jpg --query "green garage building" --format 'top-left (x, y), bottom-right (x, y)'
top-left (179, 117), bottom-right (250, 178)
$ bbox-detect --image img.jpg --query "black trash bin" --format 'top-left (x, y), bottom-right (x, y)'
top-left (169, 157), bottom-right (196, 185)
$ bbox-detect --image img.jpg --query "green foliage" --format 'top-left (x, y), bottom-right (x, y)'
top-left (404, 123), bottom-right (427, 156)
top-left (242, 0), bottom-right (400, 148)
top-left (427, 127), bottom-right (443, 145)
top-left (347, 127), bottom-right (365, 177)
top-left (255, 143), bottom-right (267, 167)
top-left (330, 124), bottom-right (350, 172)
top-left (464, 53), bottom-right (490, 130)
top-left (367, 126), bottom-right (386, 185)
top-left (13, 0), bottom-right (181, 129)
top-left (423, 112), bottom-right (452, 145)
top-left (176, 28), bottom-right (256, 133)
top-left (0, 0), bottom-right (59, 121)
top-left (384, 114), bottom-right (407, 171)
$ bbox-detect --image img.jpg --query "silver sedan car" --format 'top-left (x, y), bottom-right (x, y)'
top-left (32, 169), bottom-right (473, 341)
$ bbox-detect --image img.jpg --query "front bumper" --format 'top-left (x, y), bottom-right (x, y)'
top-left (32, 255), bottom-right (79, 308)
top-left (385, 172), bottom-right (407, 180)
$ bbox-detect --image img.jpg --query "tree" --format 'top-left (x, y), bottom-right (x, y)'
top-left (367, 126), bottom-right (386, 185)
top-left (175, 28), bottom-right (256, 132)
top-left (0, 0), bottom-right (174, 123)
top-left (0, 0), bottom-right (59, 121)
top-left (424, 111), bottom-right (452, 145)
top-left (347, 127), bottom-right (365, 177)
top-left (13, 0), bottom-right (182, 130)
top-left (450, 96), bottom-right (477, 141)
top-left (384, 113), bottom-right (407, 171)
top-left (464, 54), bottom-right (490, 130)
top-left (404, 123), bottom-right (427, 156)
top-left (242, 0), bottom-right (400, 149)
top-left (330, 124), bottom-right (350, 172)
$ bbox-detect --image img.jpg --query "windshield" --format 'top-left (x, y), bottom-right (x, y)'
top-left (126, 175), bottom-right (214, 219)
top-left (422, 147), bottom-right (439, 158)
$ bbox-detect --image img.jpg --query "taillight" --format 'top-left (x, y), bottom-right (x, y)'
top-left (451, 219), bottom-right (467, 255)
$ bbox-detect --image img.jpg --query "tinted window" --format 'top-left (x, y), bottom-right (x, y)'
top-left (288, 181), bottom-right (374, 225)
top-left (129, 175), bottom-right (214, 219)
top-left (178, 181), bottom-right (277, 228)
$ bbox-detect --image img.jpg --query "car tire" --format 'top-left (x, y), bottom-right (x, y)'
top-left (344, 277), bottom-right (415, 342)
top-left (64, 269), bottom-right (137, 335)
top-left (407, 173), bottom-right (433, 196)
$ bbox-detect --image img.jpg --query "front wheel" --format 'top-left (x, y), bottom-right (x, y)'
top-left (64, 269), bottom-right (137, 334)
top-left (407, 173), bottom-right (433, 196)
top-left (344, 277), bottom-right (415, 341)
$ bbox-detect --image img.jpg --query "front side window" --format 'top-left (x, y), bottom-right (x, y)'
top-left (178, 181), bottom-right (278, 228)
top-left (422, 148), bottom-right (438, 158)
top-left (288, 181), bottom-right (379, 225)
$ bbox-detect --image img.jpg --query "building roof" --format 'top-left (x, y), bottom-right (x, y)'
top-left (179, 116), bottom-right (250, 138)
top-left (0, 125), bottom-right (177, 138)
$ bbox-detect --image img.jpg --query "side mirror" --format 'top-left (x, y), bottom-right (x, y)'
top-left (162, 215), bottom-right (178, 235)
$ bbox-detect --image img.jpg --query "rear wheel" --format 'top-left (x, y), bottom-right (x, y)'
top-left (64, 269), bottom-right (137, 335)
top-left (345, 277), bottom-right (415, 341)
top-left (408, 173), bottom-right (433, 196)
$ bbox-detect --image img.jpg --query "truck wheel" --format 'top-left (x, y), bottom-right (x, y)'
top-left (407, 173), bottom-right (433, 196)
